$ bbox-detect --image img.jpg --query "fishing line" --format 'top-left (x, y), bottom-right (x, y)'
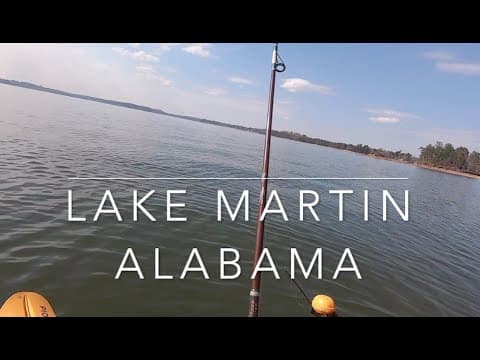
top-left (284, 269), bottom-right (312, 305)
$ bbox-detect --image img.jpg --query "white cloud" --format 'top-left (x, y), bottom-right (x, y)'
top-left (422, 51), bottom-right (455, 61)
top-left (0, 44), bottom-right (282, 130)
top-left (229, 76), bottom-right (254, 85)
top-left (436, 61), bottom-right (480, 75)
top-left (365, 108), bottom-right (421, 119)
top-left (135, 64), bottom-right (171, 86)
top-left (182, 43), bottom-right (212, 58)
top-left (112, 47), bottom-right (158, 62)
top-left (280, 78), bottom-right (334, 94)
top-left (202, 87), bottom-right (227, 96)
top-left (71, 48), bottom-right (86, 55)
top-left (365, 108), bottom-right (421, 124)
top-left (95, 63), bottom-right (114, 71)
top-left (423, 50), bottom-right (480, 76)
top-left (128, 43), bottom-right (141, 47)
top-left (369, 116), bottom-right (401, 124)
top-left (158, 43), bottom-right (181, 51)
top-left (135, 64), bottom-right (154, 73)
top-left (0, 44), bottom-right (129, 99)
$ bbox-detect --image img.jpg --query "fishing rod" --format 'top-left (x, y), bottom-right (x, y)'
top-left (248, 43), bottom-right (285, 317)
top-left (247, 44), bottom-right (336, 318)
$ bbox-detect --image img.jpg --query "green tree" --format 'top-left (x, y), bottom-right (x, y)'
top-left (453, 147), bottom-right (469, 170)
top-left (466, 151), bottom-right (480, 174)
top-left (419, 144), bottom-right (435, 163)
top-left (442, 143), bottom-right (455, 166)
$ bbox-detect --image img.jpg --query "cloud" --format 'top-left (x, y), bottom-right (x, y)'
top-left (135, 64), bottom-right (171, 86)
top-left (436, 61), bottom-right (480, 75)
top-left (365, 108), bottom-right (421, 119)
top-left (229, 76), bottom-right (254, 85)
top-left (423, 50), bottom-right (480, 76)
top-left (278, 99), bottom-right (293, 105)
top-left (422, 51), bottom-right (455, 61)
top-left (0, 44), bottom-right (131, 99)
top-left (158, 43), bottom-right (181, 51)
top-left (369, 116), bottom-right (401, 123)
top-left (135, 64), bottom-right (154, 72)
top-left (128, 43), bottom-right (141, 47)
top-left (71, 48), bottom-right (86, 56)
top-left (112, 47), bottom-right (158, 62)
top-left (182, 43), bottom-right (212, 58)
top-left (0, 44), bottom-right (277, 130)
top-left (280, 78), bottom-right (334, 94)
top-left (365, 108), bottom-right (421, 124)
top-left (95, 63), bottom-right (114, 71)
top-left (202, 87), bottom-right (227, 96)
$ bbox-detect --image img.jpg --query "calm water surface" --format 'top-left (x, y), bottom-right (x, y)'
top-left (1, 84), bottom-right (479, 316)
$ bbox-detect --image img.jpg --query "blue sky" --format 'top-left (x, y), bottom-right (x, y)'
top-left (1, 43), bottom-right (479, 155)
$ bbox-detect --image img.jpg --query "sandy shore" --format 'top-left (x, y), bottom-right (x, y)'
top-left (413, 163), bottom-right (480, 179)
top-left (366, 154), bottom-right (480, 179)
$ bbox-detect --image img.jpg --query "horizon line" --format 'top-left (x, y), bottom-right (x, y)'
top-left (0, 78), bottom-right (424, 155)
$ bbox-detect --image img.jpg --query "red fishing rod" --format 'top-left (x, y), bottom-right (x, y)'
top-left (248, 43), bottom-right (285, 317)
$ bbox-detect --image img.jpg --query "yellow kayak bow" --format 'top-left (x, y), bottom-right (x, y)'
top-left (0, 292), bottom-right (56, 317)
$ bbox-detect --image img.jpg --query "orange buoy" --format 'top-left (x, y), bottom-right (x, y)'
top-left (311, 294), bottom-right (336, 317)
top-left (0, 292), bottom-right (56, 317)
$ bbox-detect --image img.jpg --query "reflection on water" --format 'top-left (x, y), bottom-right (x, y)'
top-left (1, 84), bottom-right (479, 316)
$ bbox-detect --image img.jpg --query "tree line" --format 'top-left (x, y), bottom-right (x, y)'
top-left (271, 131), bottom-right (480, 176)
top-left (271, 130), bottom-right (413, 162)
top-left (419, 142), bottom-right (480, 175)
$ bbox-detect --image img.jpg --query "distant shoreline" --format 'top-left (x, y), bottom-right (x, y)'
top-left (413, 163), bottom-right (480, 179)
top-left (0, 78), bottom-right (412, 157)
top-left (1, 78), bottom-right (479, 180)
top-left (367, 154), bottom-right (480, 180)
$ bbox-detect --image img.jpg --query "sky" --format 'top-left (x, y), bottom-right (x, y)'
top-left (0, 43), bottom-right (479, 155)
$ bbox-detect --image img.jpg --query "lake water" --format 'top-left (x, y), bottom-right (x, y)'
top-left (1, 84), bottom-right (479, 316)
